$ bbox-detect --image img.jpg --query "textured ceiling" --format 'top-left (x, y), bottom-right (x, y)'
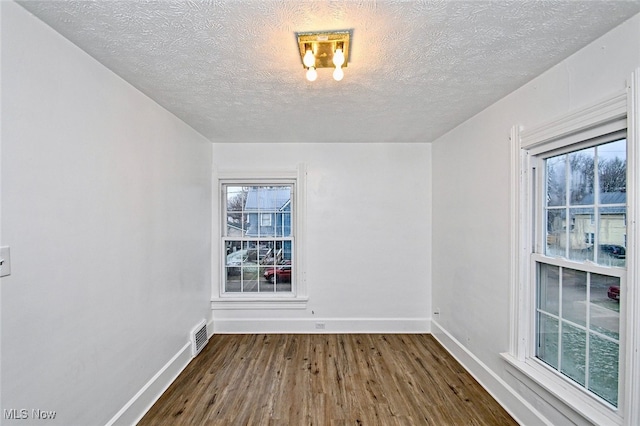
top-left (17, 1), bottom-right (640, 143)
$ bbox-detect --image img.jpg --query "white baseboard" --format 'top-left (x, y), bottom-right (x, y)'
top-left (105, 342), bottom-right (193, 426)
top-left (207, 318), bottom-right (215, 337)
top-left (430, 320), bottom-right (551, 426)
top-left (211, 317), bottom-right (429, 334)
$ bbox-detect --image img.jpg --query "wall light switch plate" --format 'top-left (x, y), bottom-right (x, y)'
top-left (0, 246), bottom-right (11, 277)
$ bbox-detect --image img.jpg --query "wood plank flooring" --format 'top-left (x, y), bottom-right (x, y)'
top-left (138, 334), bottom-right (517, 425)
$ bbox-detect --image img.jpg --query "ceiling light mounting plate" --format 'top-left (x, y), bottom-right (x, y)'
top-left (296, 30), bottom-right (350, 69)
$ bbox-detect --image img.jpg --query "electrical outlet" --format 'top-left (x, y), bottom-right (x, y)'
top-left (315, 322), bottom-right (325, 330)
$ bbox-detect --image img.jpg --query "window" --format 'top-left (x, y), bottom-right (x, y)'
top-left (222, 184), bottom-right (293, 294)
top-left (506, 87), bottom-right (640, 425)
top-left (535, 137), bottom-right (626, 407)
top-left (260, 213), bottom-right (272, 227)
top-left (213, 167), bottom-right (308, 310)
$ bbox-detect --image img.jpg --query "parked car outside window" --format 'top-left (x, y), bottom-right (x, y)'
top-left (263, 260), bottom-right (291, 283)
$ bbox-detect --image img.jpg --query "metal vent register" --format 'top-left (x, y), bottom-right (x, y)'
top-left (190, 320), bottom-right (209, 356)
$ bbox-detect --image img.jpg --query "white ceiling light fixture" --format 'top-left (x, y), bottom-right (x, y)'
top-left (296, 30), bottom-right (350, 82)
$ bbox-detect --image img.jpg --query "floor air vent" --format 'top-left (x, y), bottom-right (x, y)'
top-left (190, 320), bottom-right (209, 357)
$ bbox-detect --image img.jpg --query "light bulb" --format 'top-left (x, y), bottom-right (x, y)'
top-left (333, 66), bottom-right (344, 81)
top-left (332, 48), bottom-right (345, 67)
top-left (306, 67), bottom-right (318, 82)
top-left (303, 50), bottom-right (315, 68)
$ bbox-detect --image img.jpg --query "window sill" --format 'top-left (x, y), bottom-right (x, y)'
top-left (501, 352), bottom-right (622, 426)
top-left (211, 296), bottom-right (308, 310)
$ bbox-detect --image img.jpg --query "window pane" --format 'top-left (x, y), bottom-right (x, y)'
top-left (538, 263), bottom-right (559, 316)
top-left (598, 208), bottom-right (626, 268)
top-left (244, 186), bottom-right (292, 238)
top-left (225, 241), bottom-right (244, 292)
top-left (241, 240), bottom-right (255, 262)
top-left (225, 269), bottom-right (241, 292)
top-left (258, 241), bottom-right (290, 265)
top-left (225, 241), bottom-right (245, 267)
top-left (226, 214), bottom-right (248, 237)
top-left (241, 239), bottom-right (260, 292)
top-left (537, 313), bottom-right (559, 369)
top-left (590, 274), bottom-right (620, 340)
top-left (597, 139), bottom-right (626, 268)
top-left (545, 209), bottom-right (565, 257)
top-left (260, 242), bottom-right (293, 292)
top-left (226, 186), bottom-right (246, 212)
top-left (276, 212), bottom-right (292, 237)
top-left (598, 139), bottom-right (626, 196)
top-left (562, 268), bottom-right (587, 327)
top-left (588, 333), bottom-right (619, 406)
top-left (226, 187), bottom-right (247, 237)
top-left (263, 260), bottom-right (292, 285)
top-left (276, 281), bottom-right (292, 292)
top-left (260, 241), bottom-right (277, 267)
top-left (568, 208), bottom-right (594, 262)
top-left (569, 147), bottom-right (594, 205)
top-left (241, 266), bottom-right (260, 292)
top-left (547, 154), bottom-right (566, 207)
top-left (560, 323), bottom-right (586, 386)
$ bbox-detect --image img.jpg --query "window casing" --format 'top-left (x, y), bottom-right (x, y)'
top-left (213, 166), bottom-right (308, 310)
top-left (506, 83), bottom-right (640, 426)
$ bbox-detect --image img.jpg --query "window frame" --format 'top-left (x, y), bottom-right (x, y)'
top-left (504, 74), bottom-right (640, 426)
top-left (211, 166), bottom-right (308, 310)
top-left (531, 131), bottom-right (628, 412)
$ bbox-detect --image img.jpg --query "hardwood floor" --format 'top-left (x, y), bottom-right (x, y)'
top-left (138, 334), bottom-right (517, 425)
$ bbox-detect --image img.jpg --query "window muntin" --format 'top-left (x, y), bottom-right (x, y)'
top-left (543, 139), bottom-right (627, 267)
top-left (222, 184), bottom-right (294, 294)
top-left (535, 261), bottom-right (622, 406)
top-left (535, 137), bottom-right (626, 408)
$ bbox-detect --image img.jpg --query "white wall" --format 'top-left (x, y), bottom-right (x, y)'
top-left (431, 13), bottom-right (640, 426)
top-left (1, 3), bottom-right (212, 425)
top-left (211, 143), bottom-right (432, 333)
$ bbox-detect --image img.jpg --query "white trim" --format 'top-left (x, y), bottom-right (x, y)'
top-left (105, 342), bottom-right (193, 426)
top-left (295, 163), bottom-right (308, 300)
top-left (207, 318), bottom-right (215, 338)
top-left (521, 92), bottom-right (627, 153)
top-left (0, 2), bottom-right (3, 412)
top-left (213, 164), bottom-right (308, 307)
top-left (217, 168), bottom-right (298, 180)
top-left (510, 125), bottom-right (531, 361)
top-left (531, 253), bottom-right (626, 277)
top-left (211, 164), bottom-right (220, 302)
top-left (623, 69), bottom-right (640, 426)
top-left (509, 125), bottom-right (520, 357)
top-left (211, 297), bottom-right (308, 310)
top-left (502, 353), bottom-right (622, 426)
top-left (210, 317), bottom-right (429, 334)
top-left (431, 321), bottom-right (552, 426)
top-left (511, 85), bottom-right (638, 425)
